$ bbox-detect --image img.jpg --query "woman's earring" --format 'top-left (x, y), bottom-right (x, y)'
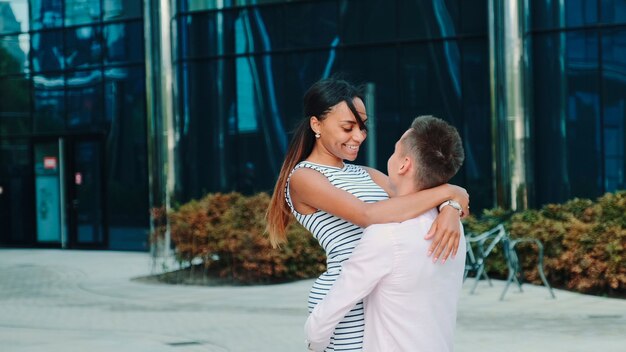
top-left (315, 132), bottom-right (321, 138)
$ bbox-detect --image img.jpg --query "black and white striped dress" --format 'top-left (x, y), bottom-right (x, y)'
top-left (286, 161), bottom-right (389, 351)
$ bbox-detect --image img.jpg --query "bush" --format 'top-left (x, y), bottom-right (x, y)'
top-left (464, 191), bottom-right (626, 297)
top-left (151, 192), bottom-right (325, 284)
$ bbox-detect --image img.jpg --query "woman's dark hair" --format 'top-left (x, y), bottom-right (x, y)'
top-left (266, 78), bottom-right (365, 247)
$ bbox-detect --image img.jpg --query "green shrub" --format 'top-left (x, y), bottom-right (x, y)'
top-left (465, 191), bottom-right (626, 297)
top-left (152, 192), bottom-right (325, 284)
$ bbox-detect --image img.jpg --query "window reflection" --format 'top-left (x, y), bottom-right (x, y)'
top-left (0, 0), bottom-right (29, 34)
top-left (31, 30), bottom-right (64, 72)
top-left (33, 73), bottom-right (65, 132)
top-left (0, 34), bottom-right (29, 75)
top-left (0, 76), bottom-right (31, 134)
top-left (65, 0), bottom-right (101, 26)
top-left (104, 22), bottom-right (143, 65)
top-left (103, 0), bottom-right (141, 21)
top-left (64, 26), bottom-right (102, 69)
top-left (602, 29), bottom-right (626, 191)
top-left (65, 70), bottom-right (103, 129)
top-left (30, 0), bottom-right (63, 30)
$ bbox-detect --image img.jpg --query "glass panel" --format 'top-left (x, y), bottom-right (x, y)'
top-left (73, 140), bottom-right (103, 244)
top-left (602, 29), bottom-right (626, 191)
top-left (531, 0), bottom-right (598, 30)
top-left (183, 0), bottom-right (289, 12)
top-left (0, 75), bottom-right (31, 134)
top-left (33, 73), bottom-right (65, 132)
top-left (0, 34), bottom-right (30, 75)
top-left (338, 47), bottom-right (401, 167)
top-left (0, 139), bottom-right (33, 244)
top-left (65, 0), bottom-right (101, 26)
top-left (179, 60), bottom-right (236, 200)
top-left (182, 10), bottom-right (237, 58)
top-left (31, 30), bottom-right (64, 72)
top-left (340, 0), bottom-right (396, 44)
top-left (460, 39), bottom-right (492, 211)
top-left (103, 66), bottom-right (148, 250)
top-left (600, 0), bottom-right (626, 24)
top-left (400, 40), bottom-right (462, 125)
top-left (65, 70), bottom-right (103, 129)
top-left (284, 2), bottom-right (338, 49)
top-left (533, 31), bottom-right (601, 205)
top-left (104, 21), bottom-right (143, 65)
top-left (460, 0), bottom-right (488, 34)
top-left (398, 0), bottom-right (460, 40)
top-left (0, 0), bottom-right (29, 34)
top-left (64, 26), bottom-right (102, 70)
top-left (30, 0), bottom-right (63, 30)
top-left (34, 142), bottom-right (61, 242)
top-left (103, 0), bottom-right (141, 21)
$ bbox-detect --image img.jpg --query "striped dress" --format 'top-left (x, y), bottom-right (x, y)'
top-left (286, 161), bottom-right (389, 351)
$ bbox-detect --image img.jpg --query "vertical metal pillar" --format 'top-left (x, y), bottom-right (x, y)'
top-left (489, 0), bottom-right (533, 210)
top-left (145, 0), bottom-right (177, 259)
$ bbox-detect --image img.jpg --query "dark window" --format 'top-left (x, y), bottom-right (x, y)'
top-left (398, 0), bottom-right (460, 40)
top-left (533, 30), bottom-right (602, 204)
top-left (103, 0), bottom-right (142, 21)
top-left (65, 0), bottom-right (101, 26)
top-left (30, 0), bottom-right (63, 30)
top-left (340, 0), bottom-right (396, 45)
top-left (0, 76), bottom-right (31, 135)
top-left (33, 73), bottom-right (65, 132)
top-left (0, 139), bottom-right (34, 244)
top-left (31, 30), bottom-right (64, 73)
top-left (531, 0), bottom-right (598, 30)
top-left (64, 26), bottom-right (102, 70)
top-left (601, 29), bottom-right (626, 191)
top-left (284, 1), bottom-right (338, 49)
top-left (104, 66), bottom-right (149, 250)
top-left (65, 69), bottom-right (103, 130)
top-left (104, 21), bottom-right (144, 65)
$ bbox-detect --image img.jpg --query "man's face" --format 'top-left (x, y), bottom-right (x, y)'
top-left (386, 130), bottom-right (411, 196)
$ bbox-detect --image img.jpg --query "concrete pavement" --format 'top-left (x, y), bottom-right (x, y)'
top-left (0, 249), bottom-right (624, 352)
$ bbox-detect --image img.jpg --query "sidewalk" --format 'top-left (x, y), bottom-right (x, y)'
top-left (0, 249), bottom-right (624, 352)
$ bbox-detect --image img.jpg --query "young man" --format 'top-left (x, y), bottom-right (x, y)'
top-left (305, 115), bottom-right (466, 351)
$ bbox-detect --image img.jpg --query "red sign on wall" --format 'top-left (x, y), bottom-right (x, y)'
top-left (43, 157), bottom-right (57, 170)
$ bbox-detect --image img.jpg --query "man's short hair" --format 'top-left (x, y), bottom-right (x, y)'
top-left (400, 115), bottom-right (465, 189)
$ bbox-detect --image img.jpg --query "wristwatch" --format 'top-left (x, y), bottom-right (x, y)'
top-left (438, 200), bottom-right (464, 216)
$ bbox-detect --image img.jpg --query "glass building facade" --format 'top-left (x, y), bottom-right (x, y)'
top-left (0, 0), bottom-right (624, 250)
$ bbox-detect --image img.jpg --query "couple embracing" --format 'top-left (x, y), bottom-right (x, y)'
top-left (267, 78), bottom-right (468, 352)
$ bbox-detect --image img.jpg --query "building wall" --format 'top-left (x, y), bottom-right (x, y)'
top-left (1, 0), bottom-right (625, 249)
top-left (172, 0), bottom-right (495, 211)
top-left (0, 0), bottom-right (149, 249)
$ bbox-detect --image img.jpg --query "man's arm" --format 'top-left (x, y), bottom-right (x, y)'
top-left (304, 226), bottom-right (394, 351)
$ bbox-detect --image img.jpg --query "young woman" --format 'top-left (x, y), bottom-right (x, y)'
top-left (266, 78), bottom-right (468, 351)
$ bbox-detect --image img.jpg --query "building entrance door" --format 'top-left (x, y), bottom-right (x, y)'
top-left (33, 136), bottom-right (106, 249)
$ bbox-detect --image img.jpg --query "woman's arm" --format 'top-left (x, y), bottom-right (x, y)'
top-left (289, 168), bottom-right (466, 227)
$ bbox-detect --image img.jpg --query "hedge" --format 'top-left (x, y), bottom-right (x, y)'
top-left (151, 192), bottom-right (325, 284)
top-left (152, 191), bottom-right (625, 297)
top-left (463, 191), bottom-right (626, 298)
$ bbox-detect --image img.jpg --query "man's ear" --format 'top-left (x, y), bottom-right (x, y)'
top-left (398, 156), bottom-right (412, 175)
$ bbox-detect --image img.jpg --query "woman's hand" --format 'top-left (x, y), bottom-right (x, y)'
top-left (447, 184), bottom-right (470, 218)
top-left (425, 206), bottom-right (463, 263)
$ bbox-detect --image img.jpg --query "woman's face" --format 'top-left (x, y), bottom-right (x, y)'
top-left (312, 97), bottom-right (368, 162)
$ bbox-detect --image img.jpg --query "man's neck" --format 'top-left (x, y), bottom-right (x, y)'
top-left (393, 180), bottom-right (422, 198)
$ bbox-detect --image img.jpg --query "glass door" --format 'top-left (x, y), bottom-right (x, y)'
top-left (34, 142), bottom-right (63, 244)
top-left (67, 138), bottom-right (106, 248)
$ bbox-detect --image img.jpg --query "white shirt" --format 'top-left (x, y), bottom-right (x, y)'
top-left (305, 209), bottom-right (466, 351)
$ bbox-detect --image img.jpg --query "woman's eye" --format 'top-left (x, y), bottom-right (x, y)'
top-left (343, 128), bottom-right (353, 132)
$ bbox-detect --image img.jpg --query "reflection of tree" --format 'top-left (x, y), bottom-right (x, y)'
top-left (0, 46), bottom-right (30, 135)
